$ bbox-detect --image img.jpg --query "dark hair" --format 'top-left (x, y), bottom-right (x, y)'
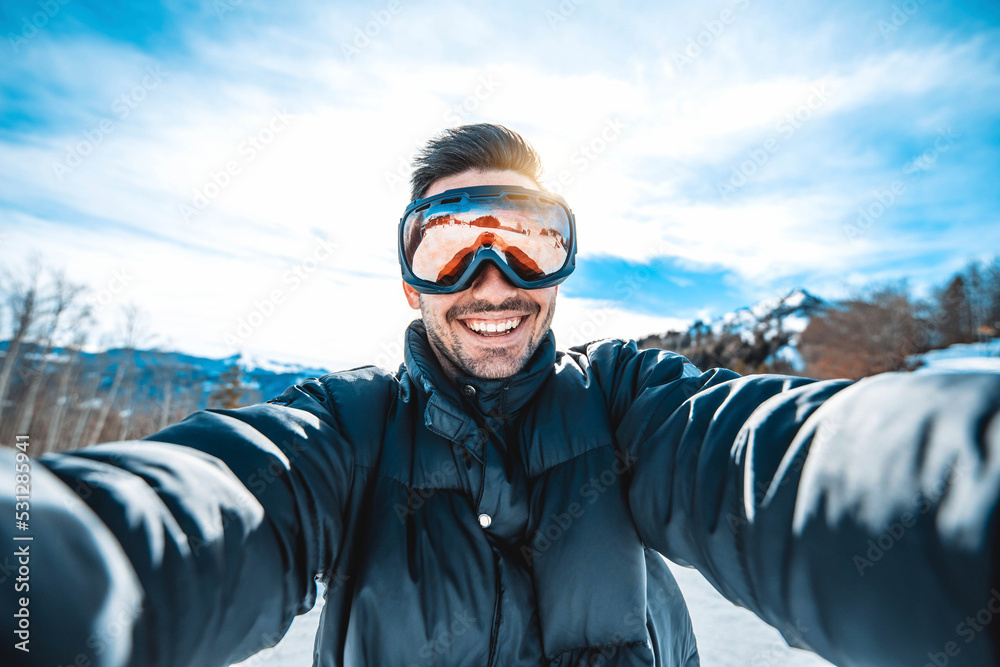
top-left (409, 124), bottom-right (543, 201)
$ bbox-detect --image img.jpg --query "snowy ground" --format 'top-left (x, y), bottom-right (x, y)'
top-left (666, 562), bottom-right (829, 667)
top-left (235, 560), bottom-right (830, 666)
top-left (911, 339), bottom-right (1000, 373)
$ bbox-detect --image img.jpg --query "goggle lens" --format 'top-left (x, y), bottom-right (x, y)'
top-left (401, 188), bottom-right (573, 291)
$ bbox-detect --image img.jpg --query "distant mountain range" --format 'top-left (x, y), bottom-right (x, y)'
top-left (0, 343), bottom-right (337, 410)
top-left (2, 289), bottom-right (832, 410)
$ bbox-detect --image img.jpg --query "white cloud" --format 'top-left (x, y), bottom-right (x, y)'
top-left (553, 296), bottom-right (690, 348)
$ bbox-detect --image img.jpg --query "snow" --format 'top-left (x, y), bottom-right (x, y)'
top-left (770, 343), bottom-right (807, 372)
top-left (705, 289), bottom-right (825, 345)
top-left (910, 339), bottom-right (1000, 373)
top-left (23, 350), bottom-right (74, 364)
top-left (782, 290), bottom-right (810, 310)
top-left (232, 588), bottom-right (324, 666)
top-left (781, 313), bottom-right (812, 335)
top-left (236, 563), bottom-right (831, 666)
top-left (227, 350), bottom-right (345, 377)
top-left (232, 352), bottom-right (313, 376)
top-left (667, 562), bottom-right (830, 666)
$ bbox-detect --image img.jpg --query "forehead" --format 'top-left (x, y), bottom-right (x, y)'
top-left (424, 169), bottom-right (540, 199)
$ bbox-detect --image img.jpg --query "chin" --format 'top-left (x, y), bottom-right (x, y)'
top-left (460, 347), bottom-right (530, 379)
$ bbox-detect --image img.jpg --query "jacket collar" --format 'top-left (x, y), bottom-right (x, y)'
top-left (403, 319), bottom-right (556, 460)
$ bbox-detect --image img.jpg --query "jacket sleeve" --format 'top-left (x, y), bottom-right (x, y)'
top-left (592, 340), bottom-right (1000, 666)
top-left (0, 377), bottom-right (355, 667)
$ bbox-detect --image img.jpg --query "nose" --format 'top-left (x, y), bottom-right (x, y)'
top-left (469, 263), bottom-right (519, 303)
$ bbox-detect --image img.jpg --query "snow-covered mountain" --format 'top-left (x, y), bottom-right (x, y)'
top-left (711, 288), bottom-right (828, 343)
top-left (0, 342), bottom-right (340, 410)
top-left (638, 288), bottom-right (829, 373)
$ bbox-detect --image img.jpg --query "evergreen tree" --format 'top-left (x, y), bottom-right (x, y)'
top-left (934, 275), bottom-right (975, 347)
top-left (209, 364), bottom-right (246, 409)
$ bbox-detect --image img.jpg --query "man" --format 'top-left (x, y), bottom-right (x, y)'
top-left (2, 124), bottom-right (999, 667)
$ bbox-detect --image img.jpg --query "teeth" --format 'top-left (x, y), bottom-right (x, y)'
top-left (465, 317), bottom-right (522, 334)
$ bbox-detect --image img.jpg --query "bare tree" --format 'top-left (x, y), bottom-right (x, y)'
top-left (87, 303), bottom-right (149, 445)
top-left (0, 259), bottom-right (42, 434)
top-left (800, 282), bottom-right (930, 379)
top-left (14, 270), bottom-right (91, 442)
top-left (42, 332), bottom-right (88, 454)
top-left (67, 367), bottom-right (102, 450)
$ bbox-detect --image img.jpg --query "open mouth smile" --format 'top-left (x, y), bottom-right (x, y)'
top-left (460, 316), bottom-right (525, 337)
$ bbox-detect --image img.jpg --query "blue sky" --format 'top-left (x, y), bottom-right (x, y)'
top-left (1, 0), bottom-right (998, 369)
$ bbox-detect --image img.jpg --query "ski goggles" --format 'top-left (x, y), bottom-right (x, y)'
top-left (398, 185), bottom-right (577, 294)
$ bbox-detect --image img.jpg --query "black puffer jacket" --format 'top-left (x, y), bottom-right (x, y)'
top-left (3, 321), bottom-right (999, 666)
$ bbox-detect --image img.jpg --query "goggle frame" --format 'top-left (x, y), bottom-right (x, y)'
top-left (398, 185), bottom-right (577, 295)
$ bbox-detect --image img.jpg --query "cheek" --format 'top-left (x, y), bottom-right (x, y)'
top-left (537, 290), bottom-right (557, 316)
top-left (420, 295), bottom-right (457, 323)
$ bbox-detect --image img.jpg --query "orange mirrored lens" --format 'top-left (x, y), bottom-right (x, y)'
top-left (404, 197), bottom-right (570, 285)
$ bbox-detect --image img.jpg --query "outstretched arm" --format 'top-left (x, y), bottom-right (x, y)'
top-left (0, 378), bottom-right (354, 667)
top-left (596, 341), bottom-right (1000, 666)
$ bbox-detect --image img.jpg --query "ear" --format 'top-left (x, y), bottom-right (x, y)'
top-left (402, 280), bottom-right (421, 310)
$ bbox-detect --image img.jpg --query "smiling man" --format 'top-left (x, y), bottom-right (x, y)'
top-left (401, 166), bottom-right (561, 380)
top-left (2, 124), bottom-right (1000, 667)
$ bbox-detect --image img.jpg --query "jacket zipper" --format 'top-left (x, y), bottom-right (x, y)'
top-left (485, 549), bottom-right (502, 667)
top-left (485, 388), bottom-right (508, 667)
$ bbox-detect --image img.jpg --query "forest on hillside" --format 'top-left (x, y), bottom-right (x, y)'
top-left (2, 258), bottom-right (999, 455)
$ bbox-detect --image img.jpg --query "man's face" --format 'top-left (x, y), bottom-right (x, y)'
top-left (402, 169), bottom-right (559, 380)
